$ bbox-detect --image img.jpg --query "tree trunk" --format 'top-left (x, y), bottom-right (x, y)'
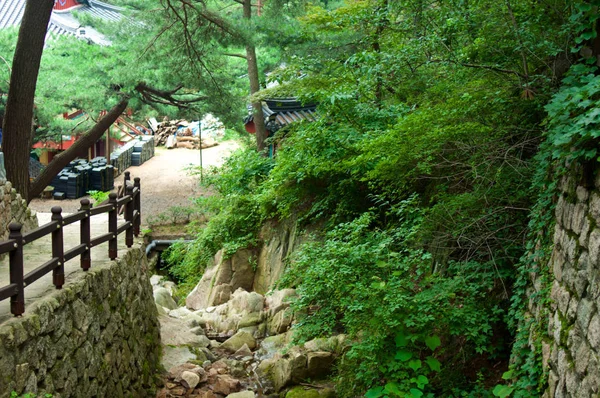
top-left (28, 99), bottom-right (129, 201)
top-left (243, 0), bottom-right (267, 153)
top-left (2, 0), bottom-right (54, 201)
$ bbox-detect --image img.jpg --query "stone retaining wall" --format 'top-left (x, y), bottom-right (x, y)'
top-left (0, 246), bottom-right (161, 397)
top-left (529, 167), bottom-right (600, 397)
top-left (0, 180), bottom-right (38, 240)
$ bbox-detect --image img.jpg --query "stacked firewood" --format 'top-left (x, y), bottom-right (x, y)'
top-left (153, 120), bottom-right (186, 146)
top-left (176, 136), bottom-right (218, 150)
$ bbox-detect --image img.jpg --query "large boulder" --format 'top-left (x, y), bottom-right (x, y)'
top-left (265, 289), bottom-right (296, 313)
top-left (186, 252), bottom-right (221, 310)
top-left (221, 330), bottom-right (257, 353)
top-left (230, 289), bottom-right (264, 314)
top-left (253, 221), bottom-right (300, 294)
top-left (186, 249), bottom-right (258, 310)
top-left (154, 287), bottom-right (178, 310)
top-left (160, 315), bottom-right (211, 348)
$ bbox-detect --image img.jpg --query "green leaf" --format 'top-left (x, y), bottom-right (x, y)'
top-left (365, 386), bottom-right (385, 398)
top-left (409, 388), bottom-right (424, 398)
top-left (492, 384), bottom-right (514, 398)
top-left (395, 349), bottom-right (413, 362)
top-left (417, 375), bottom-right (429, 386)
top-left (425, 357), bottom-right (441, 372)
top-left (395, 332), bottom-right (409, 347)
top-left (408, 359), bottom-right (422, 371)
top-left (424, 336), bottom-right (441, 351)
top-left (501, 370), bottom-right (514, 380)
top-left (384, 382), bottom-right (402, 395)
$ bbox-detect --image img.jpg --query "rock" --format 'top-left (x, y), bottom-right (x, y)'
top-left (265, 289), bottom-right (296, 312)
top-left (253, 220), bottom-right (302, 294)
top-left (213, 374), bottom-right (241, 395)
top-left (186, 258), bottom-right (220, 310)
top-left (197, 392), bottom-right (219, 398)
top-left (286, 386), bottom-right (335, 398)
top-left (161, 346), bottom-right (197, 373)
top-left (268, 309), bottom-right (293, 335)
top-left (150, 275), bottom-right (164, 286)
top-left (160, 315), bottom-right (211, 347)
top-left (169, 307), bottom-right (192, 318)
top-left (227, 391), bottom-right (255, 398)
top-left (230, 289), bottom-right (264, 314)
top-left (222, 330), bottom-right (257, 352)
top-left (209, 283), bottom-right (233, 306)
top-left (184, 313), bottom-right (206, 328)
top-left (257, 333), bottom-right (290, 360)
top-left (156, 304), bottom-right (168, 316)
top-left (307, 352), bottom-right (335, 377)
top-left (154, 287), bottom-right (178, 310)
top-left (181, 371), bottom-right (200, 389)
top-left (190, 326), bottom-right (206, 336)
top-left (258, 356), bottom-right (292, 392)
top-left (304, 337), bottom-right (337, 353)
top-left (163, 281), bottom-right (177, 297)
top-left (168, 362), bottom-right (197, 379)
top-left (238, 312), bottom-right (262, 328)
top-left (234, 343), bottom-right (253, 357)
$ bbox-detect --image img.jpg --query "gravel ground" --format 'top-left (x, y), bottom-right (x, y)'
top-left (29, 141), bottom-right (240, 225)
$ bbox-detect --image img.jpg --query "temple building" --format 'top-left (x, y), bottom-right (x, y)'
top-left (0, 0), bottom-right (122, 44)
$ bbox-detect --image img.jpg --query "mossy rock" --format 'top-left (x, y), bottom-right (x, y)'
top-left (286, 385), bottom-right (336, 398)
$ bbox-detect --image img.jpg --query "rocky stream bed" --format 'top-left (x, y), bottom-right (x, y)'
top-left (151, 275), bottom-right (343, 398)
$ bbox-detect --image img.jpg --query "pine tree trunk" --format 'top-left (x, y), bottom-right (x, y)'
top-left (2, 0), bottom-right (54, 201)
top-left (28, 99), bottom-right (129, 201)
top-left (243, 0), bottom-right (267, 153)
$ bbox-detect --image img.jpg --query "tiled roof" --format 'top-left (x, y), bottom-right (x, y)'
top-left (0, 0), bottom-right (25, 29)
top-left (0, 0), bottom-right (122, 44)
top-left (244, 98), bottom-right (318, 132)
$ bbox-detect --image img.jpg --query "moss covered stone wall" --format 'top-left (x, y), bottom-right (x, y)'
top-left (0, 246), bottom-right (161, 397)
top-left (531, 170), bottom-right (600, 397)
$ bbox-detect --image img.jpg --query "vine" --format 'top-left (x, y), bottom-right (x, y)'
top-left (508, 1), bottom-right (600, 394)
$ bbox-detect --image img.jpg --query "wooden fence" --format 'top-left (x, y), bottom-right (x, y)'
top-left (0, 175), bottom-right (141, 317)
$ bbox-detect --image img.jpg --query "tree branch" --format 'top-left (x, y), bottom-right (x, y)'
top-left (223, 53), bottom-right (248, 59)
top-left (28, 98), bottom-right (129, 201)
top-left (135, 82), bottom-right (208, 108)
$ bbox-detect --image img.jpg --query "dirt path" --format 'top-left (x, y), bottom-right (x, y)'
top-left (29, 141), bottom-right (240, 225)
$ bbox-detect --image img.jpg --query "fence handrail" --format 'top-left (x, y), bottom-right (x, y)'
top-left (0, 176), bottom-right (141, 317)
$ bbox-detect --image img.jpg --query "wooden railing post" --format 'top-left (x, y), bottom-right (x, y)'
top-left (8, 222), bottom-right (24, 316)
top-left (124, 171), bottom-right (131, 187)
top-left (80, 199), bottom-right (91, 270)
top-left (51, 206), bottom-right (65, 289)
top-left (108, 193), bottom-right (118, 260)
top-left (134, 177), bottom-right (141, 237)
top-left (125, 185), bottom-right (134, 248)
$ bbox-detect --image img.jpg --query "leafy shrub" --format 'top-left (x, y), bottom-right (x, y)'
top-left (280, 199), bottom-right (505, 396)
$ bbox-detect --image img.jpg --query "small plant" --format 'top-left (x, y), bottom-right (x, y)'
top-left (10, 392), bottom-right (52, 398)
top-left (365, 331), bottom-right (442, 398)
top-left (168, 205), bottom-right (194, 224)
top-left (87, 190), bottom-right (110, 206)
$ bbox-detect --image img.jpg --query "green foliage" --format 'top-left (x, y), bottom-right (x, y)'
top-left (10, 392), bottom-right (52, 398)
top-left (505, 3), bottom-right (600, 395)
top-left (280, 202), bottom-right (503, 395)
top-left (87, 190), bottom-right (110, 206)
top-left (162, 146), bottom-right (273, 293)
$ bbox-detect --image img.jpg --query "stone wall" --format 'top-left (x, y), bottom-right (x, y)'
top-left (0, 180), bottom-right (38, 240)
top-left (0, 247), bottom-right (161, 397)
top-left (529, 168), bottom-right (600, 397)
